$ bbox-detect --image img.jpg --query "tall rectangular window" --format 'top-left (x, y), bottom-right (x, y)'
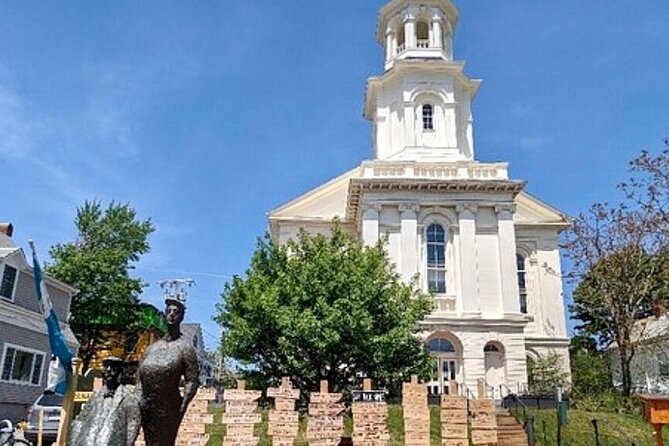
top-left (1, 345), bottom-right (44, 385)
top-left (422, 104), bottom-right (434, 130)
top-left (427, 224), bottom-right (446, 294)
top-left (517, 254), bottom-right (528, 314)
top-left (0, 265), bottom-right (17, 300)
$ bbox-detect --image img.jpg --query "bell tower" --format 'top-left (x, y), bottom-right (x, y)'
top-left (364, 0), bottom-right (482, 162)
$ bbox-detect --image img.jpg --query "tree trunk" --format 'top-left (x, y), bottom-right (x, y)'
top-left (618, 345), bottom-right (633, 397)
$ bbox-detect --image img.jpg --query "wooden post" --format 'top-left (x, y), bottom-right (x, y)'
top-left (37, 408), bottom-right (44, 446)
top-left (56, 358), bottom-right (79, 446)
top-left (308, 380), bottom-right (344, 446)
top-left (477, 378), bottom-right (485, 399)
top-left (363, 378), bottom-right (372, 391)
top-left (449, 380), bottom-right (458, 396)
top-left (653, 424), bottom-right (664, 446)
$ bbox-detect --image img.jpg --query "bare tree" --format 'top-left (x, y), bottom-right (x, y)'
top-left (563, 141), bottom-right (669, 396)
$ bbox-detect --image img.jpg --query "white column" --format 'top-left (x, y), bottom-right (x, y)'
top-left (431, 14), bottom-right (443, 49)
top-left (457, 203), bottom-right (479, 314)
top-left (362, 203), bottom-right (382, 247)
top-left (405, 17), bottom-right (417, 49)
top-left (399, 202), bottom-right (420, 283)
top-left (385, 28), bottom-right (394, 62)
top-left (496, 204), bottom-right (521, 313)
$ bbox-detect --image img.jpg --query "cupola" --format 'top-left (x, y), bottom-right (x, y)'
top-left (378, 0), bottom-right (459, 71)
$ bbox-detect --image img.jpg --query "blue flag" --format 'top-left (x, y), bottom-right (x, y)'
top-left (30, 241), bottom-right (74, 396)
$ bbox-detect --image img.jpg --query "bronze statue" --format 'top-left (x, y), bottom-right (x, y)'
top-left (138, 298), bottom-right (200, 446)
top-left (68, 357), bottom-right (141, 446)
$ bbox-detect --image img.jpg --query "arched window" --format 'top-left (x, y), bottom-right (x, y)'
top-left (484, 344), bottom-right (500, 353)
top-left (416, 21), bottom-right (430, 48)
top-left (517, 254), bottom-right (528, 314)
top-left (422, 104), bottom-right (434, 130)
top-left (427, 223), bottom-right (446, 294)
top-left (397, 24), bottom-right (406, 53)
top-left (426, 338), bottom-right (455, 354)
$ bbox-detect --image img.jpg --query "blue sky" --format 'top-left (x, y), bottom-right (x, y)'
top-left (2, 1), bottom-right (668, 348)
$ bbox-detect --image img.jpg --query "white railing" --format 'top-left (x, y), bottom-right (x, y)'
top-left (396, 43), bottom-right (406, 54)
top-left (417, 39), bottom-right (430, 48)
top-left (362, 162), bottom-right (509, 181)
top-left (434, 296), bottom-right (457, 313)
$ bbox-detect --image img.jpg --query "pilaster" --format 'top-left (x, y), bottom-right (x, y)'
top-left (496, 204), bottom-right (521, 313)
top-left (399, 202), bottom-right (420, 283)
top-left (362, 203), bottom-right (383, 247)
top-left (405, 12), bottom-right (417, 49)
top-left (457, 203), bottom-right (479, 314)
top-left (385, 27), bottom-right (395, 62)
top-left (431, 10), bottom-right (443, 49)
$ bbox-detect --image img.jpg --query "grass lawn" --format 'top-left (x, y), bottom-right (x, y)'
top-left (519, 409), bottom-right (668, 446)
top-left (205, 405), bottom-right (667, 446)
top-left (206, 405), bottom-right (443, 446)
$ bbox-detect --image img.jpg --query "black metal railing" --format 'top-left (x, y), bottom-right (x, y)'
top-left (501, 383), bottom-right (536, 446)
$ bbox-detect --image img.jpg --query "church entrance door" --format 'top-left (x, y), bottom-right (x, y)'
top-left (484, 342), bottom-right (506, 399)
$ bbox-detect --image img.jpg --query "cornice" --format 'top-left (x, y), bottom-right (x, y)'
top-left (346, 178), bottom-right (526, 223)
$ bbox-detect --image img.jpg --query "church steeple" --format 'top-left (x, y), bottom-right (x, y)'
top-left (377, 0), bottom-right (458, 71)
top-left (365, 0), bottom-right (481, 162)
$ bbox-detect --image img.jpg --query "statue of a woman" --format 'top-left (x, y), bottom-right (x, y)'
top-left (138, 298), bottom-right (200, 446)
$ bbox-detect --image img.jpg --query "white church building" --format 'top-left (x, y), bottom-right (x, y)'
top-left (269, 0), bottom-right (570, 398)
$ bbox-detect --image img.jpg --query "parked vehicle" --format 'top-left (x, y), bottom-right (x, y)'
top-left (0, 420), bottom-right (32, 446)
top-left (24, 394), bottom-right (62, 446)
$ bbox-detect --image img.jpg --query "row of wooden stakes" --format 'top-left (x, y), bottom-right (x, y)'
top-left (220, 377), bottom-right (499, 446)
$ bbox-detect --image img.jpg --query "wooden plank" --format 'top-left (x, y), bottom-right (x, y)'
top-left (471, 429), bottom-right (498, 445)
top-left (441, 396), bottom-right (467, 410)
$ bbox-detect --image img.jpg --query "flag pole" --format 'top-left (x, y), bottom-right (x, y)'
top-left (29, 239), bottom-right (79, 446)
top-left (56, 358), bottom-right (79, 446)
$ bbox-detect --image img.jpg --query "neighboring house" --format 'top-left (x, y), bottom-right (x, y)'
top-left (181, 323), bottom-right (215, 387)
top-left (0, 224), bottom-right (79, 421)
top-left (610, 303), bottom-right (669, 395)
top-left (268, 0), bottom-right (571, 398)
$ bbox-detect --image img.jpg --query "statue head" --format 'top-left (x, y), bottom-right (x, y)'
top-left (102, 356), bottom-right (125, 396)
top-left (164, 299), bottom-right (186, 327)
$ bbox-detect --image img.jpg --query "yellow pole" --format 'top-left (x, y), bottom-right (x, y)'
top-left (37, 408), bottom-right (44, 446)
top-left (56, 358), bottom-right (79, 446)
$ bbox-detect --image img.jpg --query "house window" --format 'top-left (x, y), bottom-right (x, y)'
top-left (427, 223), bottom-right (446, 294)
top-left (517, 254), bottom-right (528, 314)
top-left (1, 345), bottom-right (45, 385)
top-left (0, 265), bottom-right (17, 300)
top-left (422, 104), bottom-right (434, 130)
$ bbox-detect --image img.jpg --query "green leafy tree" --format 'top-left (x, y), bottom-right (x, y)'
top-left (216, 224), bottom-right (434, 396)
top-left (47, 201), bottom-right (154, 371)
top-left (569, 335), bottom-right (612, 398)
top-left (527, 352), bottom-right (569, 396)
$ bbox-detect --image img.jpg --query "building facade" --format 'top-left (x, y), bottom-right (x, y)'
top-left (0, 225), bottom-right (79, 420)
top-left (268, 0), bottom-right (570, 398)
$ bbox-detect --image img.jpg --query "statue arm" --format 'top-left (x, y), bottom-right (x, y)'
top-left (179, 347), bottom-right (200, 418)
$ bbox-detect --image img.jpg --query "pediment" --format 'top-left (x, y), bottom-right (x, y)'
top-left (269, 167), bottom-right (360, 222)
top-left (514, 192), bottom-right (570, 227)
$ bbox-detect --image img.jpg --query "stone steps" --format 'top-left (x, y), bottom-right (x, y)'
top-left (496, 410), bottom-right (529, 446)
